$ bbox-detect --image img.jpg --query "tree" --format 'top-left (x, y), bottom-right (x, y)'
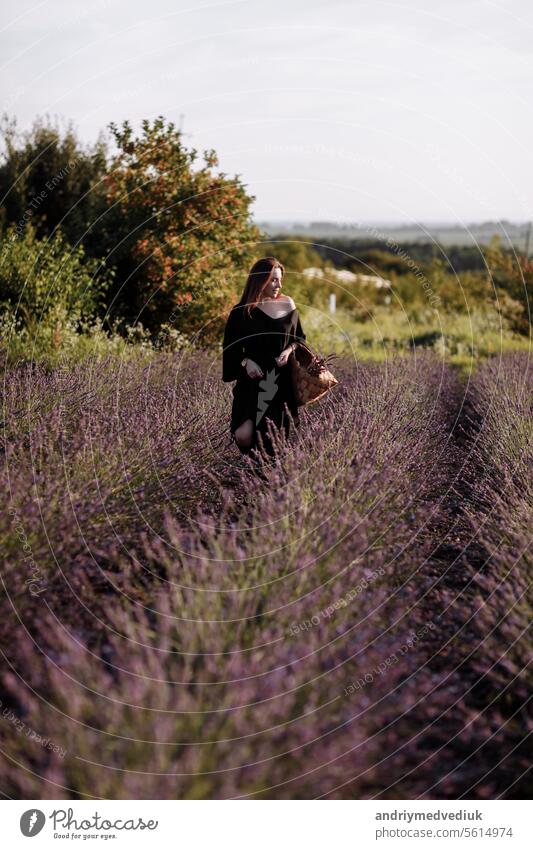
top-left (0, 114), bottom-right (108, 249)
top-left (484, 236), bottom-right (533, 333)
top-left (98, 117), bottom-right (260, 338)
top-left (259, 239), bottom-right (323, 272)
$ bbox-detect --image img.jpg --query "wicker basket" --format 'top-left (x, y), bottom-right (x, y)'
top-left (290, 341), bottom-right (339, 407)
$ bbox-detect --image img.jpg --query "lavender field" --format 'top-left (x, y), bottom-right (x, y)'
top-left (0, 350), bottom-right (531, 799)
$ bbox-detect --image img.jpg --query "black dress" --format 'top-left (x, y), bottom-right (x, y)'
top-left (222, 302), bottom-right (307, 452)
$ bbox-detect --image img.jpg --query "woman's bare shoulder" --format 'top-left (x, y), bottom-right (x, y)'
top-left (282, 294), bottom-right (296, 309)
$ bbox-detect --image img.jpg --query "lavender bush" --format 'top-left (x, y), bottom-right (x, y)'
top-left (0, 349), bottom-right (529, 798)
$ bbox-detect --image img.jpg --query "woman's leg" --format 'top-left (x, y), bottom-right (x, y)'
top-left (234, 418), bottom-right (255, 450)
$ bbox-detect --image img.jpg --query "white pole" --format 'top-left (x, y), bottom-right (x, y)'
top-left (329, 293), bottom-right (336, 314)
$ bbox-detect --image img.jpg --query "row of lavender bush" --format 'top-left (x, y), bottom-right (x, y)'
top-left (452, 353), bottom-right (532, 796)
top-left (0, 350), bottom-right (529, 798)
top-left (379, 352), bottom-right (533, 799)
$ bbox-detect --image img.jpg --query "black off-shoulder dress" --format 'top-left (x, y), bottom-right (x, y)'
top-left (222, 302), bottom-right (306, 452)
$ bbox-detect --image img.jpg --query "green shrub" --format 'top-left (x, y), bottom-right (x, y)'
top-left (0, 224), bottom-right (112, 328)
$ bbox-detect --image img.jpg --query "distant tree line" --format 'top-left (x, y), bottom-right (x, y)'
top-left (268, 234), bottom-right (492, 274)
top-left (266, 232), bottom-right (532, 334)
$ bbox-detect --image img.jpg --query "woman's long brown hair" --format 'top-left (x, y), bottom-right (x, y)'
top-left (237, 257), bottom-right (285, 318)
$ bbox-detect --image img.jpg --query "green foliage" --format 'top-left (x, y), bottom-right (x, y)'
top-left (258, 239), bottom-right (323, 271)
top-left (2, 113), bottom-right (530, 365)
top-left (0, 114), bottom-right (262, 342)
top-left (348, 247), bottom-right (407, 275)
top-left (301, 236), bottom-right (488, 274)
top-left (297, 302), bottom-right (530, 375)
top-left (253, 239), bottom-right (324, 305)
top-left (97, 117), bottom-right (260, 337)
top-left (0, 311), bottom-right (193, 368)
top-left (0, 114), bottom-right (107, 248)
top-left (483, 235), bottom-right (533, 333)
top-left (0, 225), bottom-right (112, 351)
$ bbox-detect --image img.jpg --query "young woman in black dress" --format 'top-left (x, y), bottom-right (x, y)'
top-left (222, 257), bottom-right (307, 457)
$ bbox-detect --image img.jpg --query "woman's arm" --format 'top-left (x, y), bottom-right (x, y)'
top-left (292, 312), bottom-right (306, 344)
top-left (286, 308), bottom-right (306, 352)
top-left (222, 307), bottom-right (244, 382)
top-left (275, 306), bottom-right (306, 366)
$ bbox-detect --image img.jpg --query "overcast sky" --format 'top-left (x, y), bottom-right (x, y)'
top-left (2, 0), bottom-right (533, 224)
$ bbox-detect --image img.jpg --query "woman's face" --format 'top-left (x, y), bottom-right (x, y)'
top-left (263, 266), bottom-right (283, 299)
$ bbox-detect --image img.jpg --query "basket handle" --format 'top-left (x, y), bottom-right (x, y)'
top-left (292, 339), bottom-right (338, 365)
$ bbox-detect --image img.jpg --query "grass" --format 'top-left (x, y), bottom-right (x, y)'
top-left (300, 303), bottom-right (532, 376)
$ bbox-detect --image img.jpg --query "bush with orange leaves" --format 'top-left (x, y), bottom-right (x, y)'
top-left (101, 117), bottom-right (260, 341)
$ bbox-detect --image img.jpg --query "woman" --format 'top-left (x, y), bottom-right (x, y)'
top-left (222, 256), bottom-right (307, 457)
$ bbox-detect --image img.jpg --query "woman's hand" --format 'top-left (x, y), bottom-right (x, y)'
top-left (244, 358), bottom-right (264, 379)
top-left (275, 344), bottom-right (295, 368)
